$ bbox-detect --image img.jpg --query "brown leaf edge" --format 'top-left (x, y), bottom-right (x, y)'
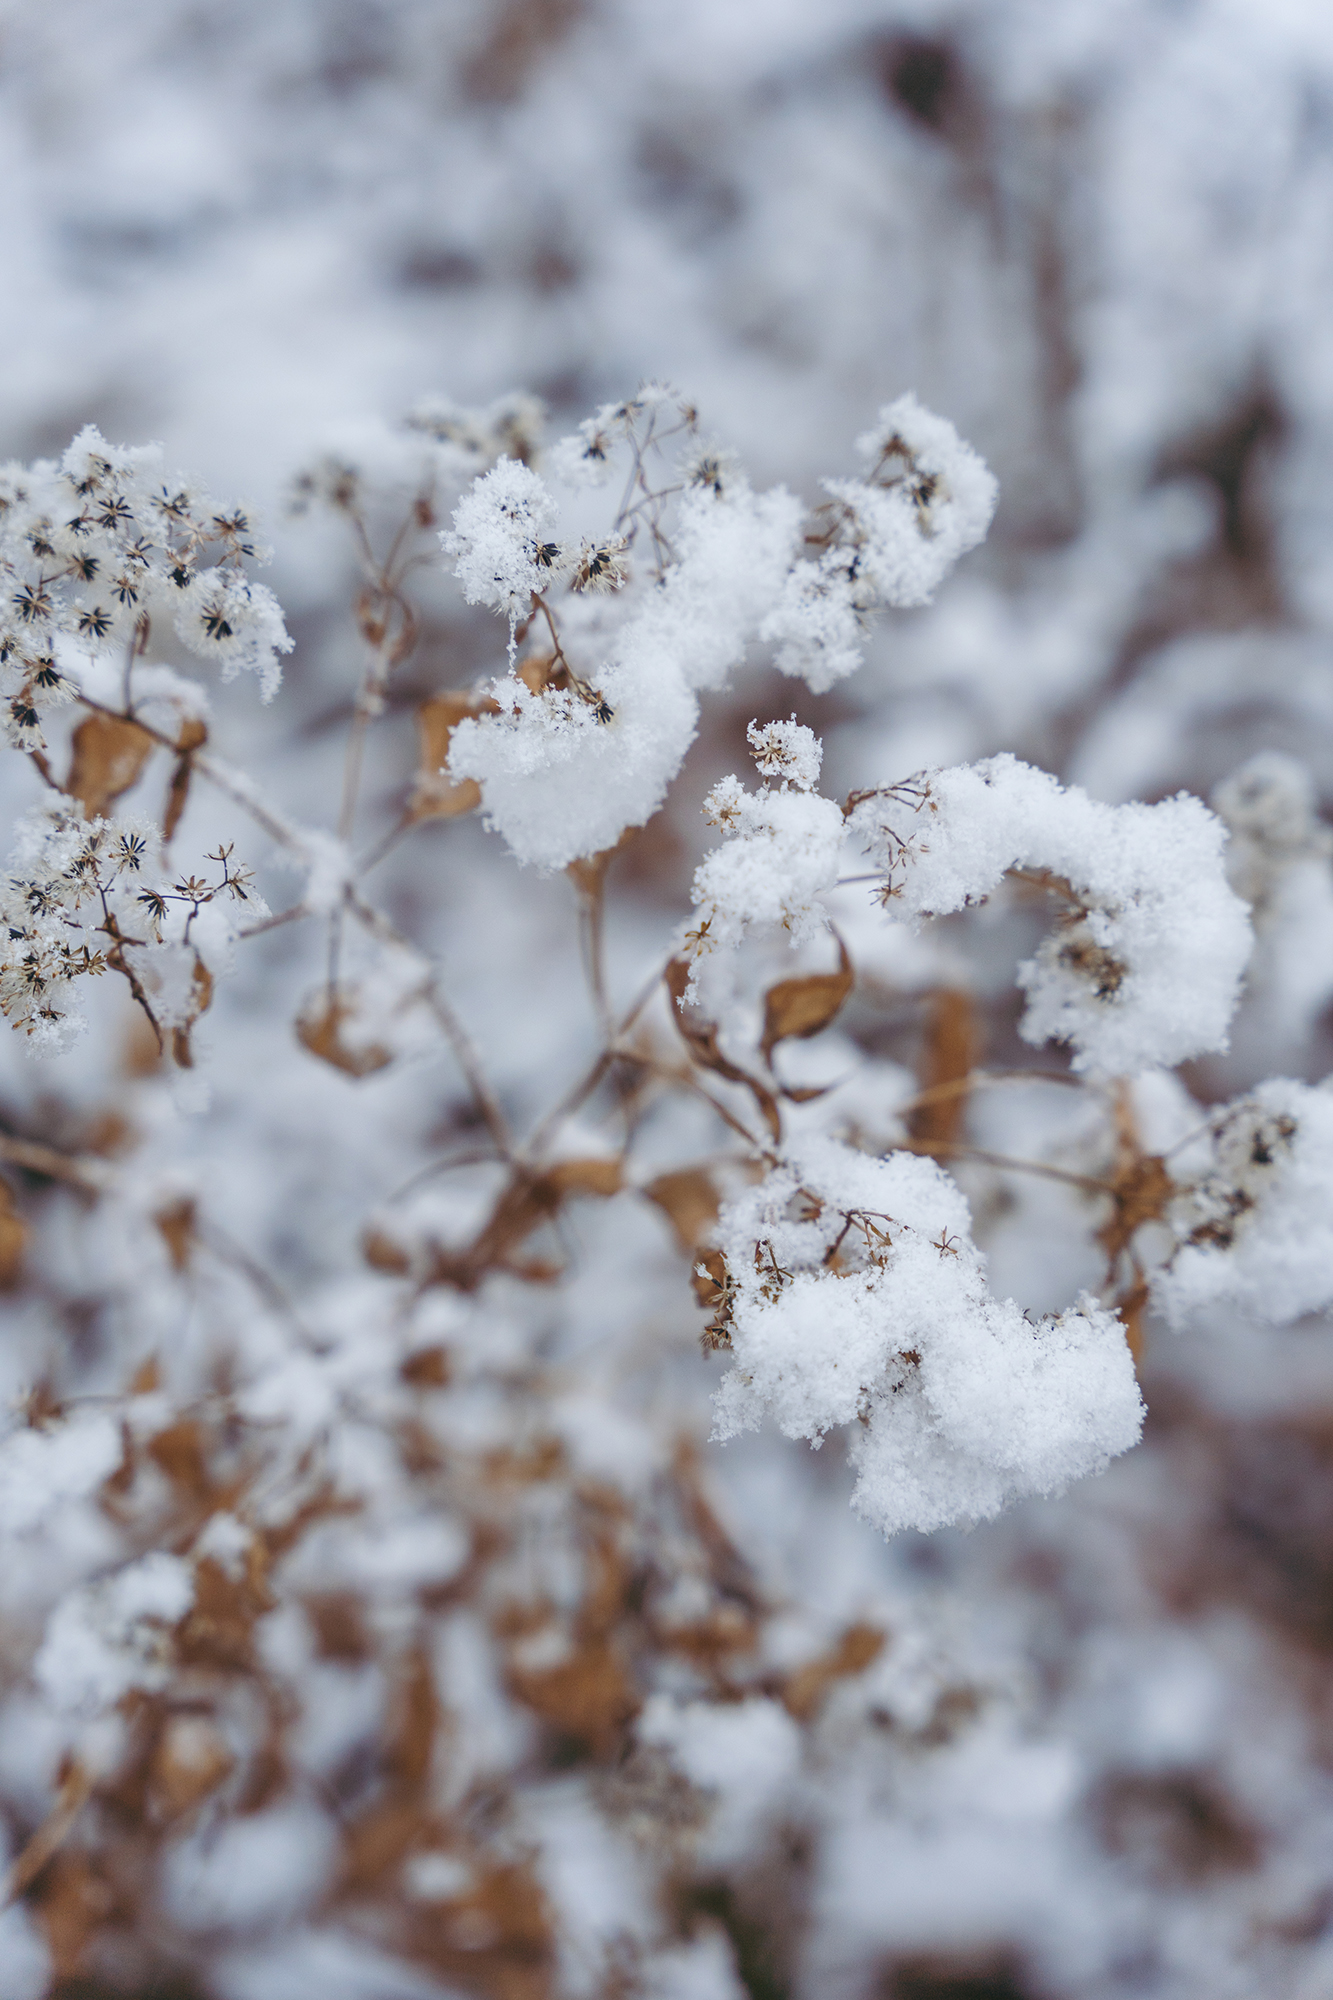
top-left (760, 935), bottom-right (854, 1067)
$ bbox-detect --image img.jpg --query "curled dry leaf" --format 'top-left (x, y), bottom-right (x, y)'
top-left (0, 1178), bottom-right (29, 1289)
top-left (760, 935), bottom-right (854, 1065)
top-left (162, 716), bottom-right (209, 844)
top-left (153, 1195), bottom-right (196, 1273)
top-left (643, 1165), bottom-right (721, 1257)
top-left (908, 986), bottom-right (978, 1156)
top-left (149, 1714), bottom-right (235, 1824)
top-left (666, 957), bottom-right (782, 1143)
top-left (783, 1622), bottom-right (886, 1722)
top-left (171, 956), bottom-right (214, 1070)
top-left (65, 711), bottom-right (155, 820)
top-left (296, 990), bottom-right (393, 1077)
top-left (410, 690), bottom-right (499, 821)
top-left (426, 1156), bottom-right (623, 1290)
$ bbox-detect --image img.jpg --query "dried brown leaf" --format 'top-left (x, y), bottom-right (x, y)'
top-left (363, 1224), bottom-right (413, 1274)
top-left (400, 1344), bottom-right (451, 1388)
top-left (387, 1644), bottom-right (438, 1792)
top-left (170, 955), bottom-right (215, 1070)
top-left (0, 1179), bottom-right (29, 1290)
top-left (162, 716), bottom-right (209, 843)
top-left (760, 938), bottom-right (853, 1064)
top-left (153, 1194), bottom-right (196, 1273)
top-left (410, 690), bottom-right (498, 820)
top-left (508, 1638), bottom-right (639, 1754)
top-left (65, 711), bottom-right (155, 819)
top-left (177, 1551), bottom-right (274, 1672)
top-left (908, 987), bottom-right (978, 1155)
top-left (296, 992), bottom-right (393, 1077)
top-left (306, 1591), bottom-right (374, 1663)
top-left (665, 957), bottom-right (782, 1143)
top-left (149, 1714), bottom-right (235, 1823)
top-left (402, 1857), bottom-right (554, 1997)
top-left (146, 1418), bottom-right (210, 1500)
top-left (543, 1155), bottom-right (623, 1199)
top-left (32, 1847), bottom-right (112, 1978)
top-left (783, 1622), bottom-right (886, 1721)
top-left (643, 1166), bottom-right (720, 1256)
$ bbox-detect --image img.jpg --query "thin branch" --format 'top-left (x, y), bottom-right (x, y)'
top-left (895, 1135), bottom-right (1113, 1196)
top-left (2, 1762), bottom-right (93, 1906)
top-left (345, 890), bottom-right (513, 1159)
top-left (0, 1132), bottom-right (111, 1192)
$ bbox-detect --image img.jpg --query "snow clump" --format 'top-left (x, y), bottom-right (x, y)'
top-left (708, 1136), bottom-right (1144, 1536)
top-left (848, 754), bottom-right (1251, 1074)
top-left (1155, 1078), bottom-right (1333, 1328)
top-left (35, 1552), bottom-right (194, 1714)
top-left (761, 393), bottom-right (997, 692)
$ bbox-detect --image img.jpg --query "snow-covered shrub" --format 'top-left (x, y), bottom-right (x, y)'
top-left (0, 359), bottom-right (1325, 2000)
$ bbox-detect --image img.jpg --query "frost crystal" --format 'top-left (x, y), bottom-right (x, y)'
top-left (709, 1138), bottom-right (1143, 1536)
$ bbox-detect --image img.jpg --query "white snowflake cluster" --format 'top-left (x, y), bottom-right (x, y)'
top-left (0, 425), bottom-right (291, 735)
top-left (446, 468), bottom-right (801, 869)
top-left (442, 457), bottom-right (563, 622)
top-left (709, 1137), bottom-right (1144, 1536)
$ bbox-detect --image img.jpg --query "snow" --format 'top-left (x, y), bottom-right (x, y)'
top-left (710, 1137), bottom-right (1144, 1534)
top-left (850, 754), bottom-right (1253, 1073)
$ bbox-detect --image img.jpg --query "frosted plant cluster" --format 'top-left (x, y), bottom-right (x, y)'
top-left (0, 427), bottom-right (291, 734)
top-left (3, 8), bottom-right (1333, 1986)
top-left (0, 376), bottom-right (1324, 1998)
top-left (1155, 1079), bottom-right (1333, 1328)
top-left (848, 756), bottom-right (1252, 1073)
top-left (709, 1136), bottom-right (1144, 1535)
top-left (443, 389), bottom-right (992, 871)
top-left (761, 394), bottom-right (998, 692)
